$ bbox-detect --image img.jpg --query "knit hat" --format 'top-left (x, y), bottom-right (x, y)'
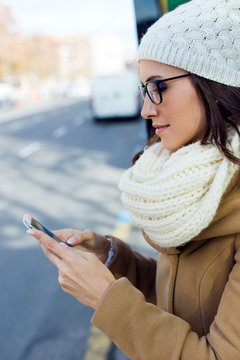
top-left (138, 0), bottom-right (240, 87)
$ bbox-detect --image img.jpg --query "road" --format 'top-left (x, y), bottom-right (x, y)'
top-left (0, 99), bottom-right (154, 360)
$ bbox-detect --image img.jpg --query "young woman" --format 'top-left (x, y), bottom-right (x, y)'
top-left (28, 0), bottom-right (240, 358)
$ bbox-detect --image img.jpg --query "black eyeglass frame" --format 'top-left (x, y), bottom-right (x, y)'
top-left (138, 73), bottom-right (191, 105)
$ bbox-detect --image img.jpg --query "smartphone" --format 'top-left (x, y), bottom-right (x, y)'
top-left (23, 214), bottom-right (65, 244)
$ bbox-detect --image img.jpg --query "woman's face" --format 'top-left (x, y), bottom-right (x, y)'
top-left (139, 60), bottom-right (207, 151)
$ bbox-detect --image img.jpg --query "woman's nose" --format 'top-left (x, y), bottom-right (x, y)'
top-left (141, 96), bottom-right (158, 119)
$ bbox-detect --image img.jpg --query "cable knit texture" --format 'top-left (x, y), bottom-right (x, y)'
top-left (138, 0), bottom-right (240, 87)
top-left (119, 132), bottom-right (240, 248)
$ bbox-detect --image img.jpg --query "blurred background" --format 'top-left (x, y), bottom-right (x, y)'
top-left (0, 1), bottom-right (187, 359)
top-left (0, 0), bottom-right (139, 110)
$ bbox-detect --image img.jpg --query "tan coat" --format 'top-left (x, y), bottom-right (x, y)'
top-left (92, 174), bottom-right (240, 359)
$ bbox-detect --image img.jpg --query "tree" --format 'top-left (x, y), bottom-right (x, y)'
top-left (0, 5), bottom-right (18, 78)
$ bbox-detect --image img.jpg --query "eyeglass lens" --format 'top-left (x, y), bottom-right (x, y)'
top-left (147, 82), bottom-right (161, 104)
top-left (139, 82), bottom-right (168, 105)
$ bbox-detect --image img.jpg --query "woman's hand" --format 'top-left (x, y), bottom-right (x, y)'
top-left (28, 229), bottom-right (115, 310)
top-left (53, 228), bottom-right (111, 263)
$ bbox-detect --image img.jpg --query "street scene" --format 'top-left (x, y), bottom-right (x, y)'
top-left (0, 98), bottom-right (156, 360)
top-left (0, 0), bottom-right (161, 359)
top-left (1, 0), bottom-right (238, 359)
top-left (0, 1), bottom-right (143, 358)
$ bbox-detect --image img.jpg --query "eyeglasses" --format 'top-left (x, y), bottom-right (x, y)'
top-left (138, 73), bottom-right (191, 105)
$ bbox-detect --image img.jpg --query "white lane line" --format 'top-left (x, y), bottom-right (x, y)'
top-left (32, 114), bottom-right (44, 124)
top-left (19, 142), bottom-right (41, 158)
top-left (53, 126), bottom-right (68, 138)
top-left (73, 116), bottom-right (87, 126)
top-left (8, 122), bottom-right (24, 131)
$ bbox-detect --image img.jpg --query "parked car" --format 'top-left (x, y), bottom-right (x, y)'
top-left (0, 82), bottom-right (14, 109)
top-left (90, 70), bottom-right (141, 121)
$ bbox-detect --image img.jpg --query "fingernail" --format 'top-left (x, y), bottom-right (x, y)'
top-left (67, 237), bottom-right (74, 245)
top-left (27, 229), bottom-right (35, 235)
top-left (60, 242), bottom-right (68, 248)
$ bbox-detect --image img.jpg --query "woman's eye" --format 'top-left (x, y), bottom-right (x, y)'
top-left (158, 83), bottom-right (168, 92)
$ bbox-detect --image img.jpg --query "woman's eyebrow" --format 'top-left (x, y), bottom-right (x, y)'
top-left (141, 75), bottom-right (163, 84)
top-left (147, 75), bottom-right (163, 82)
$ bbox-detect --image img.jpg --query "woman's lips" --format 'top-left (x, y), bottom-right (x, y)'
top-left (153, 125), bottom-right (170, 135)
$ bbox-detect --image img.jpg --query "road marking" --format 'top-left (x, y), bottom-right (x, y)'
top-left (53, 126), bottom-right (68, 138)
top-left (32, 114), bottom-right (44, 123)
top-left (84, 209), bottom-right (132, 360)
top-left (84, 326), bottom-right (112, 360)
top-left (113, 222), bottom-right (132, 239)
top-left (73, 116), bottom-right (87, 126)
top-left (18, 142), bottom-right (41, 158)
top-left (7, 121), bottom-right (24, 131)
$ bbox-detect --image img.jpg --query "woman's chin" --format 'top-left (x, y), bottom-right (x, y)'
top-left (161, 139), bottom-right (180, 152)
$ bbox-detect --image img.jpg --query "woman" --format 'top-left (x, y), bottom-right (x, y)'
top-left (27, 0), bottom-right (240, 358)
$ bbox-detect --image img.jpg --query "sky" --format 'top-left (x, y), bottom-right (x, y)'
top-left (2, 0), bottom-right (138, 56)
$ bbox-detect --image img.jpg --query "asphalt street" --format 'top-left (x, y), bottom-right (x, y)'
top-left (0, 98), bottom-right (154, 360)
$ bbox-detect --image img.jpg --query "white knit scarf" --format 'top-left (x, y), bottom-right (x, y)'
top-left (119, 132), bottom-right (240, 248)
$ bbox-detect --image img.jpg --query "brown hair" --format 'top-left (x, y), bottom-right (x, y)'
top-left (132, 75), bottom-right (240, 165)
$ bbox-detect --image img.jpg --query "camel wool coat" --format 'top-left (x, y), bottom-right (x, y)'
top-left (92, 174), bottom-right (240, 360)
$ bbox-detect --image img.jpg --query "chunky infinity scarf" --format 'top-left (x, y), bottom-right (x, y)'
top-left (119, 133), bottom-right (239, 248)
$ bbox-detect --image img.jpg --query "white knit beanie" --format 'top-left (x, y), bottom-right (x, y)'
top-left (138, 0), bottom-right (240, 87)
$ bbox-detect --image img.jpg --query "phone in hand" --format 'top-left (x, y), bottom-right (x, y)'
top-left (23, 214), bottom-right (66, 244)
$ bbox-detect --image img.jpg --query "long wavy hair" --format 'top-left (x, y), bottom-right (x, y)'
top-left (133, 75), bottom-right (240, 165)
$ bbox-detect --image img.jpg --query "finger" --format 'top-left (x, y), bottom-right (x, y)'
top-left (53, 229), bottom-right (73, 241)
top-left (66, 236), bottom-right (81, 246)
top-left (66, 229), bottom-right (95, 246)
top-left (28, 231), bottom-right (63, 268)
top-left (41, 244), bottom-right (63, 268)
top-left (27, 228), bottom-right (70, 261)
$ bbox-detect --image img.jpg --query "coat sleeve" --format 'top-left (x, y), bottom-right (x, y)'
top-left (106, 236), bottom-right (157, 304)
top-left (91, 237), bottom-right (240, 360)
